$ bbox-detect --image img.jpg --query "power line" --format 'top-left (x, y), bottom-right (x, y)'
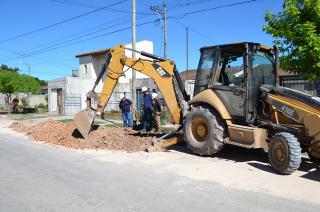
top-left (0, 47), bottom-right (76, 68)
top-left (166, 0), bottom-right (220, 11)
top-left (0, 14), bottom-right (150, 63)
top-left (0, 16), bottom-right (132, 62)
top-left (0, 3), bottom-right (152, 62)
top-left (170, 18), bottom-right (215, 43)
top-left (0, 0), bottom-right (257, 63)
top-left (50, 0), bottom-right (153, 15)
top-left (174, 0), bottom-right (257, 18)
top-left (0, 0), bottom-right (128, 43)
top-left (154, 0), bottom-right (193, 8)
top-left (0, 13), bottom-right (147, 62)
top-left (0, 19), bottom-right (159, 62)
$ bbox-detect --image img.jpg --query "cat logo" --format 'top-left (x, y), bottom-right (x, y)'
top-left (152, 64), bottom-right (171, 78)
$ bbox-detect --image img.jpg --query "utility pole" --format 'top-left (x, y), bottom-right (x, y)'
top-left (132, 0), bottom-right (136, 109)
top-left (19, 61), bottom-right (31, 76)
top-left (186, 27), bottom-right (189, 71)
top-left (163, 0), bottom-right (167, 59)
top-left (150, 0), bottom-right (167, 58)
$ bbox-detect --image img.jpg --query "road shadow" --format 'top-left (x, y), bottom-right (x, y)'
top-left (298, 158), bottom-right (320, 182)
top-left (168, 143), bottom-right (320, 180)
top-left (169, 144), bottom-right (268, 163)
top-left (129, 131), bottom-right (168, 139)
top-left (246, 162), bottom-right (277, 174)
top-left (81, 125), bottom-right (320, 180)
top-left (248, 158), bottom-right (320, 181)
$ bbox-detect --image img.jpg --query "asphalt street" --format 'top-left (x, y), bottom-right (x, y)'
top-left (1, 131), bottom-right (320, 212)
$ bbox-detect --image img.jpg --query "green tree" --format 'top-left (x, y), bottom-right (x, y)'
top-left (0, 67), bottom-right (41, 114)
top-left (0, 64), bottom-right (19, 72)
top-left (18, 75), bottom-right (41, 94)
top-left (0, 71), bottom-right (21, 114)
top-left (264, 0), bottom-right (320, 80)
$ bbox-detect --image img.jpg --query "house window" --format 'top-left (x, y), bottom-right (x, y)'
top-left (84, 64), bottom-right (88, 75)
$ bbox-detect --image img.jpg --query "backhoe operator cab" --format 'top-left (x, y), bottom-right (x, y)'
top-left (193, 42), bottom-right (276, 124)
top-left (184, 42), bottom-right (320, 174)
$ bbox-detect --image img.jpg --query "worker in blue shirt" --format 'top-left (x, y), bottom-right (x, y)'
top-left (141, 86), bottom-right (153, 132)
top-left (119, 94), bottom-right (133, 128)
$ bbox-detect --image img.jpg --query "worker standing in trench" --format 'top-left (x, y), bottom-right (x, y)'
top-left (119, 94), bottom-right (133, 128)
top-left (141, 87), bottom-right (153, 133)
top-left (152, 93), bottom-right (162, 133)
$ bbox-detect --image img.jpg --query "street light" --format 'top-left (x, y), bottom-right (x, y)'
top-left (19, 61), bottom-right (31, 76)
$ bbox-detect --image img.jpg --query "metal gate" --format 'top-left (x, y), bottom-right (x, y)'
top-left (64, 94), bottom-right (81, 115)
top-left (280, 76), bottom-right (320, 96)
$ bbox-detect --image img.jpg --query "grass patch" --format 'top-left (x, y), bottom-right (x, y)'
top-left (57, 119), bottom-right (122, 127)
top-left (105, 123), bottom-right (123, 128)
top-left (58, 119), bottom-right (74, 123)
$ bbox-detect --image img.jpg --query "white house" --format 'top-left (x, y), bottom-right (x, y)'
top-left (48, 40), bottom-right (156, 115)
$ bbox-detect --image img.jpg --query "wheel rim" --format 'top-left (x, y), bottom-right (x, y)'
top-left (191, 116), bottom-right (209, 142)
top-left (271, 139), bottom-right (288, 166)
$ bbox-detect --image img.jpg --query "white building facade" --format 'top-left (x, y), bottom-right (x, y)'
top-left (48, 40), bottom-right (156, 115)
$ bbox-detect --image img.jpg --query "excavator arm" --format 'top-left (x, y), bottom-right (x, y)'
top-left (74, 44), bottom-right (188, 138)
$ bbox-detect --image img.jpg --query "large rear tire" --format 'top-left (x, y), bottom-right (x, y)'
top-left (268, 133), bottom-right (301, 175)
top-left (183, 106), bottom-right (225, 156)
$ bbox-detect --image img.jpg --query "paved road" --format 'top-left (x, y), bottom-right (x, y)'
top-left (0, 131), bottom-right (320, 212)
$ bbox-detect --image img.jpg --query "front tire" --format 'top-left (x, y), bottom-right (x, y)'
top-left (268, 133), bottom-right (301, 175)
top-left (183, 106), bottom-right (225, 156)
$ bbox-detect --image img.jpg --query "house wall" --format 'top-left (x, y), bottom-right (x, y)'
top-left (78, 40), bottom-right (153, 82)
top-left (48, 77), bottom-right (99, 115)
top-left (28, 95), bottom-right (47, 107)
top-left (77, 40), bottom-right (156, 112)
top-left (78, 56), bottom-right (93, 78)
top-left (48, 40), bottom-right (156, 115)
top-left (48, 78), bottom-right (66, 113)
top-left (0, 94), bottom-right (5, 109)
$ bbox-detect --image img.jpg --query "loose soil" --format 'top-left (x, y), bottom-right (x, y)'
top-left (10, 120), bottom-right (160, 152)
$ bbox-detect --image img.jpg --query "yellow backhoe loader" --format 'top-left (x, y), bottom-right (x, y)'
top-left (74, 42), bottom-right (320, 174)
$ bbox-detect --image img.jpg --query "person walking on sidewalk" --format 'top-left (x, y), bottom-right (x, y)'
top-left (119, 94), bottom-right (133, 128)
top-left (141, 87), bottom-right (153, 132)
top-left (152, 93), bottom-right (162, 133)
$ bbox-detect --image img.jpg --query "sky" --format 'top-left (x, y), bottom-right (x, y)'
top-left (0, 0), bottom-right (283, 80)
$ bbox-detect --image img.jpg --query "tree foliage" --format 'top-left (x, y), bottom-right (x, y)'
top-left (0, 71), bottom-right (41, 95)
top-left (34, 77), bottom-right (47, 87)
top-left (0, 64), bottom-right (19, 72)
top-left (264, 0), bottom-right (320, 79)
top-left (0, 66), bottom-right (41, 113)
top-left (0, 71), bottom-right (21, 96)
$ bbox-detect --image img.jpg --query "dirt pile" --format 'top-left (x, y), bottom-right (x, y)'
top-left (10, 120), bottom-right (160, 152)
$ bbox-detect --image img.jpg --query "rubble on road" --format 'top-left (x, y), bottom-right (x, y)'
top-left (10, 120), bottom-right (160, 152)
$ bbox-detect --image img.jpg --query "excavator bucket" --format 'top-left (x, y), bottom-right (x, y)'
top-left (73, 109), bottom-right (95, 139)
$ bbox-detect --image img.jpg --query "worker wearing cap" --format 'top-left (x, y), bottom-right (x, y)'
top-left (141, 86), bottom-right (153, 132)
top-left (152, 92), bottom-right (162, 133)
top-left (119, 94), bottom-right (133, 128)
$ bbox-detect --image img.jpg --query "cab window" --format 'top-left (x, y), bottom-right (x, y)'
top-left (194, 49), bottom-right (216, 94)
top-left (216, 54), bottom-right (245, 88)
top-left (251, 51), bottom-right (275, 87)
